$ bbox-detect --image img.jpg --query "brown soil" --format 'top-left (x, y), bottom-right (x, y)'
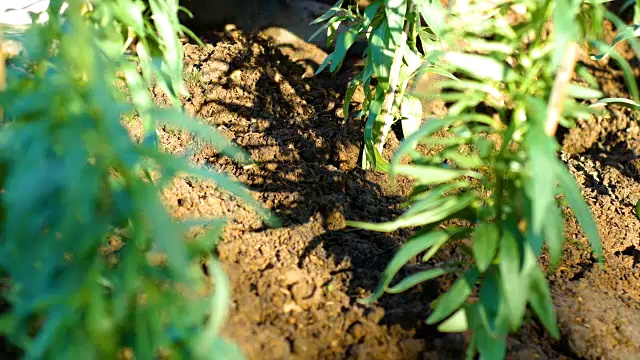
top-left (137, 16), bottom-right (640, 360)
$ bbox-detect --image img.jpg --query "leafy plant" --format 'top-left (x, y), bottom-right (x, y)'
top-left (589, 1), bottom-right (640, 110)
top-left (313, 0), bottom-right (455, 171)
top-left (318, 0), bottom-right (616, 358)
top-left (0, 0), bottom-right (274, 358)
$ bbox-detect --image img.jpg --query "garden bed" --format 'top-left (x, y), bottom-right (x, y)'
top-left (130, 19), bottom-right (640, 360)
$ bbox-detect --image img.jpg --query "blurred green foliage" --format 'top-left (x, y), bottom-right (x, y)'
top-left (0, 0), bottom-right (275, 358)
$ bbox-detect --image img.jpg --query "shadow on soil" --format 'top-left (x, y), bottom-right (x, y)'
top-left (177, 29), bottom-right (462, 352)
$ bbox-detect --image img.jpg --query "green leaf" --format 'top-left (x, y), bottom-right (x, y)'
top-left (553, 161), bottom-right (604, 264)
top-left (193, 257), bottom-right (236, 357)
top-left (386, 267), bottom-right (454, 294)
top-left (315, 52), bottom-right (334, 75)
top-left (309, 0), bottom-right (345, 25)
top-left (330, 24), bottom-right (363, 72)
top-left (528, 264), bottom-right (560, 339)
top-left (384, 0), bottom-right (408, 45)
top-left (146, 150), bottom-right (280, 228)
top-left (478, 266), bottom-right (506, 335)
top-left (404, 181), bottom-right (471, 214)
top-left (590, 24), bottom-right (640, 61)
top-left (442, 52), bottom-right (516, 82)
top-left (436, 79), bottom-right (503, 100)
top-left (416, 0), bottom-right (447, 38)
top-left (591, 97), bottom-right (640, 111)
top-left (400, 94), bottom-right (422, 139)
top-left (403, 47), bottom-right (423, 76)
top-left (149, 107), bottom-right (250, 164)
top-left (416, 66), bottom-right (458, 81)
top-left (552, 0), bottom-right (581, 68)
top-left (524, 124), bottom-right (558, 236)
top-left (439, 149), bottom-right (483, 169)
top-left (544, 203), bottom-right (565, 270)
top-left (370, 22), bottom-right (394, 89)
top-left (610, 50), bottom-right (640, 101)
top-left (347, 193), bottom-right (475, 232)
top-left (393, 164), bottom-right (480, 186)
top-left (427, 268), bottom-right (479, 324)
top-left (391, 117), bottom-right (457, 169)
top-left (343, 80), bottom-right (360, 121)
top-left (498, 226), bottom-right (528, 331)
top-left (565, 83), bottom-right (603, 99)
top-left (307, 15), bottom-right (348, 42)
top-left (473, 223), bottom-right (499, 272)
top-left (437, 307), bottom-right (468, 333)
top-left (475, 322), bottom-right (507, 360)
top-left (363, 84), bottom-right (386, 169)
top-left (357, 228), bottom-right (463, 304)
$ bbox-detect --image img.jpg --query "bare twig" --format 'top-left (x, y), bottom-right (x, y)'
top-left (545, 42), bottom-right (579, 136)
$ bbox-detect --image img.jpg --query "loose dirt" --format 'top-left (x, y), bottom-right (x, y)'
top-left (135, 14), bottom-right (640, 360)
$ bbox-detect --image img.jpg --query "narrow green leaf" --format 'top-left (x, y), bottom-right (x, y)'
top-left (391, 117), bottom-right (456, 170)
top-left (363, 85), bottom-right (385, 169)
top-left (565, 83), bottom-right (603, 99)
top-left (386, 267), bottom-right (453, 294)
top-left (591, 97), bottom-right (640, 111)
top-left (384, 0), bottom-right (408, 45)
top-left (422, 228), bottom-right (463, 262)
top-left (403, 182), bottom-right (471, 218)
top-left (347, 193), bottom-right (475, 232)
top-left (442, 52), bottom-right (516, 82)
top-left (417, 66), bottom-right (458, 81)
top-left (193, 257), bottom-right (234, 357)
top-left (343, 75), bottom-right (364, 121)
top-left (393, 164), bottom-right (480, 186)
top-left (498, 227), bottom-right (528, 331)
top-left (473, 223), bottom-right (499, 272)
top-left (357, 228), bottom-right (462, 304)
top-left (524, 125), bottom-right (557, 236)
top-left (544, 203), bottom-right (565, 270)
top-left (370, 22), bottom-right (394, 88)
top-left (416, 0), bottom-right (447, 37)
top-left (475, 323), bottom-right (507, 360)
top-left (552, 0), bottom-right (581, 68)
top-left (478, 266), bottom-right (506, 335)
top-left (553, 161), bottom-right (604, 264)
top-left (590, 24), bottom-right (640, 61)
top-left (149, 107), bottom-right (250, 164)
top-left (307, 15), bottom-right (347, 42)
top-left (437, 307), bottom-right (468, 333)
top-left (528, 264), bottom-right (560, 339)
top-left (426, 268), bottom-right (479, 324)
top-left (309, 0), bottom-right (344, 25)
top-left (330, 24), bottom-right (363, 72)
top-left (315, 53), bottom-right (334, 75)
top-left (400, 94), bottom-right (422, 139)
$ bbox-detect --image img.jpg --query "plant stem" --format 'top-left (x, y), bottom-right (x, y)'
top-left (376, 0), bottom-right (412, 155)
top-left (545, 42), bottom-right (578, 136)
